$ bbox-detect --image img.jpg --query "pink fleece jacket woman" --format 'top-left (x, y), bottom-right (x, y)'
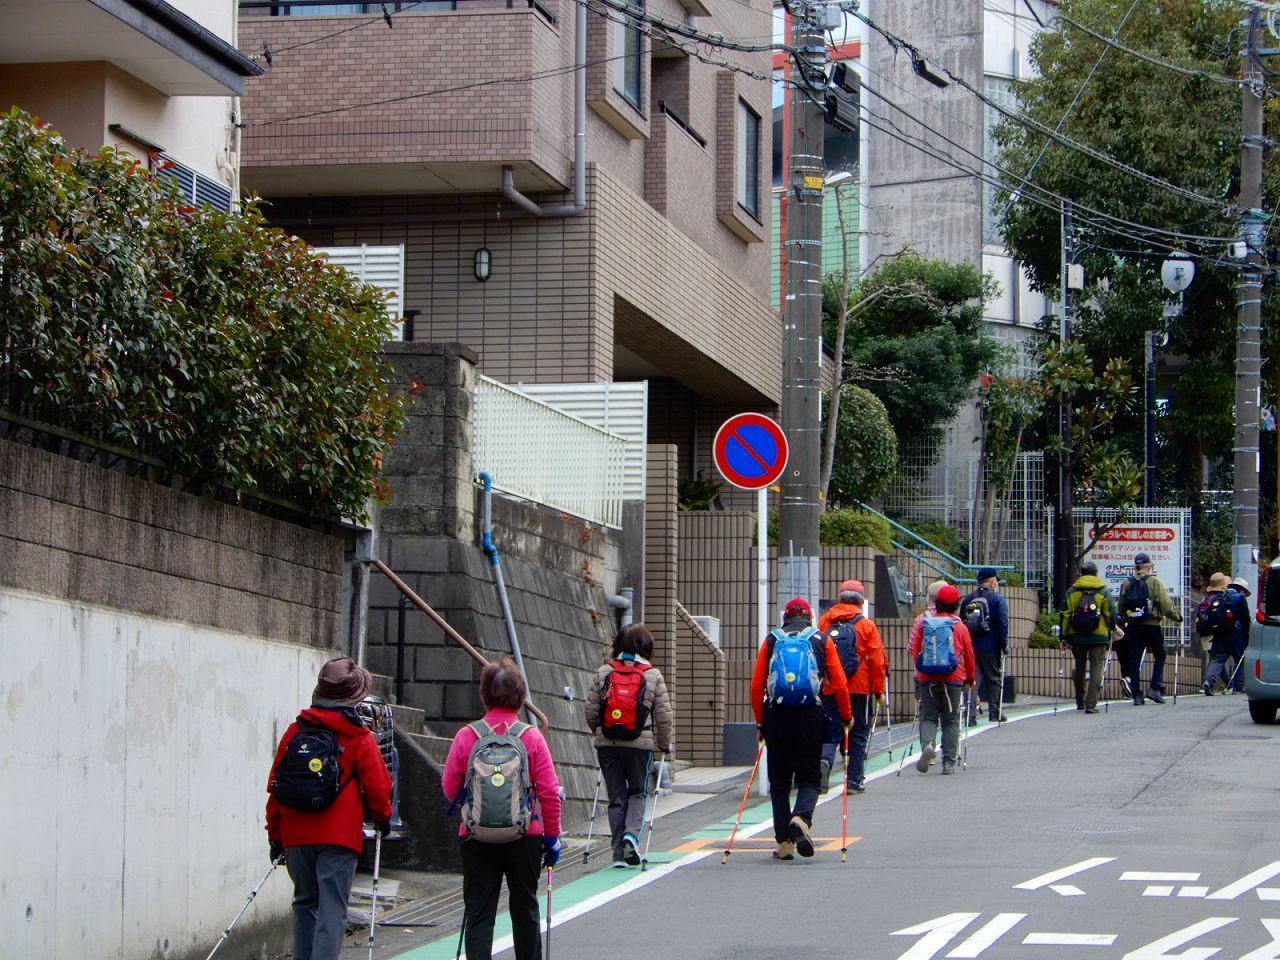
top-left (441, 707), bottom-right (562, 839)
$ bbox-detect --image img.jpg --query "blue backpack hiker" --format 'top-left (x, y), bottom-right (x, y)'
top-left (766, 627), bottom-right (824, 706)
top-left (827, 615), bottom-right (863, 681)
top-left (918, 616), bottom-right (959, 676)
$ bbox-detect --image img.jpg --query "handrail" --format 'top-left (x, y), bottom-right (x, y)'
top-left (858, 501), bottom-right (1014, 581)
top-left (372, 559), bottom-right (550, 731)
top-left (890, 539), bottom-right (955, 581)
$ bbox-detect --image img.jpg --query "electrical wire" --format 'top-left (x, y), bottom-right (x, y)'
top-left (246, 1), bottom-right (432, 62)
top-left (1049, 10), bottom-right (1243, 86)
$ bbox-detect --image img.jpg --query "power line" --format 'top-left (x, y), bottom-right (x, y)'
top-left (246, 1), bottom-right (431, 62)
top-left (1050, 10), bottom-right (1243, 86)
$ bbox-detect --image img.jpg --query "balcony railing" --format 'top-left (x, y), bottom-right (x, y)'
top-left (474, 376), bottom-right (628, 528)
top-left (239, 0), bottom-right (557, 26)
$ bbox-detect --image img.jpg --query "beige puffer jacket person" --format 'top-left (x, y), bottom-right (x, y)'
top-left (584, 656), bottom-right (674, 753)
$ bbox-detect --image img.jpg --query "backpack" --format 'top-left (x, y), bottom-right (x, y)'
top-left (600, 660), bottom-right (652, 741)
top-left (961, 590), bottom-right (992, 636)
top-left (270, 718), bottom-right (352, 812)
top-left (827, 614), bottom-right (864, 681)
top-left (766, 627), bottom-right (824, 706)
top-left (1121, 575), bottom-right (1152, 621)
top-left (1196, 593), bottom-right (1234, 636)
top-left (460, 720), bottom-right (535, 843)
top-left (917, 616), bottom-right (959, 676)
top-left (1068, 589), bottom-right (1103, 634)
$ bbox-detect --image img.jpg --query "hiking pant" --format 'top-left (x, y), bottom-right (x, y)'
top-left (1204, 633), bottom-right (1247, 692)
top-left (819, 691), bottom-right (850, 771)
top-left (763, 704), bottom-right (824, 842)
top-left (969, 652), bottom-right (1003, 721)
top-left (1070, 643), bottom-right (1107, 710)
top-left (285, 843), bottom-right (358, 960)
top-left (917, 682), bottom-right (962, 765)
top-left (597, 745), bottom-right (650, 862)
top-left (1127, 623), bottom-right (1167, 693)
top-left (459, 835), bottom-right (543, 960)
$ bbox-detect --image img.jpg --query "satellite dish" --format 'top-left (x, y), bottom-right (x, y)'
top-left (1161, 254), bottom-right (1195, 294)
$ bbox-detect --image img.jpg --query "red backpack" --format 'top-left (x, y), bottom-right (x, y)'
top-left (600, 660), bottom-right (652, 741)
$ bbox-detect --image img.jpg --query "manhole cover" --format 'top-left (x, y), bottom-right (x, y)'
top-left (1040, 823), bottom-right (1142, 835)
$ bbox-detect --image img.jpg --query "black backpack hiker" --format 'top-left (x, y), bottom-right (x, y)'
top-left (828, 614), bottom-right (864, 680)
top-left (1121, 575), bottom-right (1152, 622)
top-left (1068, 589), bottom-right (1103, 634)
top-left (961, 589), bottom-right (992, 636)
top-left (271, 718), bottom-right (354, 812)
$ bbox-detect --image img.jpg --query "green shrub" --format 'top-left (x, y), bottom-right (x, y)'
top-left (1029, 609), bottom-right (1061, 649)
top-left (767, 508), bottom-right (894, 552)
top-left (1002, 570), bottom-right (1026, 588)
top-left (0, 109), bottom-right (404, 519)
top-left (891, 516), bottom-right (968, 562)
top-left (678, 476), bottom-right (724, 511)
top-left (824, 384), bottom-right (898, 506)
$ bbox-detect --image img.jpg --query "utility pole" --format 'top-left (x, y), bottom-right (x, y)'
top-left (777, 1), bottom-right (828, 616)
top-left (1235, 6), bottom-right (1265, 579)
top-left (1051, 202), bottom-right (1074, 608)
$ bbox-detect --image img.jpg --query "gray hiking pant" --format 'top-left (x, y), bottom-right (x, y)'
top-left (917, 682), bottom-right (962, 765)
top-left (597, 745), bottom-right (650, 862)
top-left (285, 844), bottom-right (358, 960)
top-left (1070, 643), bottom-right (1107, 710)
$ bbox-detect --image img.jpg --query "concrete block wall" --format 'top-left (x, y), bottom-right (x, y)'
top-left (674, 601), bottom-right (726, 766)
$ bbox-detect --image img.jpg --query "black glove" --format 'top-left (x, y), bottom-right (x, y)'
top-left (269, 840), bottom-right (285, 864)
top-left (375, 821), bottom-right (391, 838)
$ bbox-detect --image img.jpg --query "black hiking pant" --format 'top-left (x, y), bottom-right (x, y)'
top-left (597, 745), bottom-right (651, 863)
top-left (763, 703), bottom-right (824, 842)
top-left (1126, 622), bottom-right (1167, 694)
top-left (459, 835), bottom-right (543, 960)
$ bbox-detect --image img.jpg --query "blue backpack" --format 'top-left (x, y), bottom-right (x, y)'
top-left (918, 616), bottom-right (959, 676)
top-left (766, 627), bottom-right (824, 706)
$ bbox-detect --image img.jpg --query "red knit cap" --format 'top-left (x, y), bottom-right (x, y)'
top-left (839, 579), bottom-right (866, 597)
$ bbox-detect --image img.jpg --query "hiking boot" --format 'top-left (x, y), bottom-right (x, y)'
top-left (1147, 690), bottom-right (1166, 704)
top-left (941, 761), bottom-right (955, 775)
top-left (773, 840), bottom-right (796, 861)
top-left (612, 860), bottom-right (628, 869)
top-left (789, 816), bottom-right (815, 858)
top-left (845, 779), bottom-right (866, 795)
top-left (989, 713), bottom-right (1006, 723)
top-left (916, 744), bottom-right (936, 773)
top-left (1085, 707), bottom-right (1099, 714)
top-left (1076, 701), bottom-right (1085, 710)
top-left (1203, 684), bottom-right (1214, 696)
top-left (1133, 693), bottom-right (1144, 705)
top-left (819, 758), bottom-right (832, 794)
top-left (622, 833), bottom-right (641, 866)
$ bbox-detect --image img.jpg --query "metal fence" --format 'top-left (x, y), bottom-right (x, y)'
top-left (474, 376), bottom-right (628, 528)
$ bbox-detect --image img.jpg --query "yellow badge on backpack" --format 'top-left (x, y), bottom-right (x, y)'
top-left (308, 758), bottom-right (323, 773)
top-left (611, 708), bottom-right (623, 720)
top-left (491, 773), bottom-right (506, 787)
top-left (785, 672), bottom-right (797, 683)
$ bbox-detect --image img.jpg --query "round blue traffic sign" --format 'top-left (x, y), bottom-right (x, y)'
top-left (713, 413), bottom-right (789, 490)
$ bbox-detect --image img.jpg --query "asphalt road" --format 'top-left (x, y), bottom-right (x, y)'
top-left (389, 694), bottom-right (1280, 960)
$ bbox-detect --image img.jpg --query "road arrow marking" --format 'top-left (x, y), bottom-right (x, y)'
top-left (1238, 918), bottom-right (1280, 960)
top-left (1123, 872), bottom-right (1202, 882)
top-left (890, 913), bottom-right (980, 960)
top-left (1015, 858), bottom-right (1115, 891)
top-left (1049, 885), bottom-right (1087, 896)
top-left (1023, 933), bottom-right (1117, 946)
top-left (945, 913), bottom-right (1026, 957)
top-left (1208, 863), bottom-right (1280, 900)
top-left (1120, 917), bottom-right (1237, 960)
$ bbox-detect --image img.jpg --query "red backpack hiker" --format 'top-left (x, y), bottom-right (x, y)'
top-left (601, 660), bottom-right (652, 741)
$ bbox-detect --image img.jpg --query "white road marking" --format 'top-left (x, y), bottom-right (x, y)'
top-left (1015, 858), bottom-right (1116, 891)
top-left (1143, 886), bottom-right (1175, 897)
top-left (1258, 889), bottom-right (1280, 901)
top-left (1238, 918), bottom-right (1280, 960)
top-left (890, 913), bottom-right (980, 960)
top-left (946, 913), bottom-right (1026, 957)
top-left (1179, 887), bottom-right (1210, 898)
top-left (1022, 933), bottom-right (1117, 946)
top-left (1123, 872), bottom-right (1202, 882)
top-left (1120, 917), bottom-right (1237, 960)
top-left (1049, 885), bottom-right (1087, 897)
top-left (1208, 862), bottom-right (1280, 900)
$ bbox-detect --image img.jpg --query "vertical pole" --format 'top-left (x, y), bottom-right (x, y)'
top-left (778, 1), bottom-right (827, 613)
top-left (1236, 8), bottom-right (1264, 580)
top-left (1052, 203), bottom-right (1074, 608)
top-left (1145, 331), bottom-right (1156, 507)
top-left (758, 487), bottom-right (770, 635)
top-left (396, 594), bottom-right (408, 705)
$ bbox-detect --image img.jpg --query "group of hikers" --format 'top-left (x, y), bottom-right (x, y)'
top-left (261, 554), bottom-right (1246, 959)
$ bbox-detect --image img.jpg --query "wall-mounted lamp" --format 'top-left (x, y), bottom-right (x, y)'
top-left (474, 247), bottom-right (492, 282)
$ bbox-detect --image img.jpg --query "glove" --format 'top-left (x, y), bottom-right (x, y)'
top-left (756, 724), bottom-right (765, 743)
top-left (542, 835), bottom-right (562, 868)
top-left (269, 840), bottom-right (284, 864)
top-left (375, 821), bottom-right (391, 838)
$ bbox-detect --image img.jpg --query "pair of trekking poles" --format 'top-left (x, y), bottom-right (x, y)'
top-left (894, 680), bottom-right (984, 776)
top-left (206, 833), bottom-right (384, 960)
top-left (581, 750), bottom-right (670, 870)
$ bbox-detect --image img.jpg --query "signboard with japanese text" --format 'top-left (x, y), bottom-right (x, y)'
top-left (1083, 523), bottom-right (1183, 597)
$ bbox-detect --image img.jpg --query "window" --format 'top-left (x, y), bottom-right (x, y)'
top-left (737, 100), bottom-right (761, 219)
top-left (271, 3), bottom-right (440, 13)
top-left (983, 75), bottom-right (1017, 245)
top-left (151, 154), bottom-right (233, 212)
top-left (613, 2), bottom-right (643, 109)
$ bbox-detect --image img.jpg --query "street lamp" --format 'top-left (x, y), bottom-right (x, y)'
top-left (1150, 253), bottom-right (1195, 506)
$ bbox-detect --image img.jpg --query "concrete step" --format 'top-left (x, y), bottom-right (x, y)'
top-left (389, 702), bottom-right (426, 735)
top-left (406, 730), bottom-right (452, 767)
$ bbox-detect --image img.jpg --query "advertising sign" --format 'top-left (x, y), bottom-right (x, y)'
top-left (1082, 523), bottom-right (1184, 599)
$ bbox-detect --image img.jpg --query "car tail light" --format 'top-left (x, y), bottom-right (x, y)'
top-left (1257, 659), bottom-right (1263, 681)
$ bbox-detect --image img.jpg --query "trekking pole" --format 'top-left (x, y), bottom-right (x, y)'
top-left (640, 751), bottom-right (662, 872)
top-left (840, 724), bottom-right (851, 863)
top-left (1173, 636), bottom-right (1181, 704)
top-left (958, 688), bottom-right (968, 771)
top-left (582, 769), bottom-right (603, 865)
top-left (544, 865), bottom-right (554, 960)
top-left (1054, 643), bottom-right (1065, 716)
top-left (896, 698), bottom-right (920, 777)
top-left (722, 742), bottom-right (764, 864)
top-left (204, 856), bottom-right (283, 960)
top-left (1101, 631), bottom-right (1117, 714)
top-left (995, 653), bottom-right (1006, 724)
top-left (884, 678), bottom-right (894, 763)
top-left (366, 832), bottom-right (383, 960)
top-left (453, 910), bottom-right (468, 960)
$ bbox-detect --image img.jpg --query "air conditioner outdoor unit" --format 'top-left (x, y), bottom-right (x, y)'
top-left (691, 615), bottom-right (721, 649)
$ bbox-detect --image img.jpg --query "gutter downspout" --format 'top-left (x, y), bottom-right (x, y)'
top-left (478, 472), bottom-right (538, 725)
top-left (501, 0), bottom-right (587, 217)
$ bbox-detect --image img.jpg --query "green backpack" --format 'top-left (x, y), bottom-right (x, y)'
top-left (460, 720), bottom-right (535, 843)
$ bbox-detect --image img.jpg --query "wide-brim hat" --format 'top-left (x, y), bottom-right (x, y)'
top-left (1207, 572), bottom-right (1231, 591)
top-left (313, 657), bottom-right (373, 704)
top-left (1231, 576), bottom-right (1253, 597)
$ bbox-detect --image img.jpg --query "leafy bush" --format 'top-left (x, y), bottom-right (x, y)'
top-left (678, 475), bottom-right (724, 511)
top-left (1002, 569), bottom-right (1026, 588)
top-left (767, 508), bottom-right (894, 552)
top-left (0, 109), bottom-right (404, 518)
top-left (1029, 609), bottom-right (1061, 649)
top-left (893, 517), bottom-right (968, 561)
top-left (823, 384), bottom-right (898, 506)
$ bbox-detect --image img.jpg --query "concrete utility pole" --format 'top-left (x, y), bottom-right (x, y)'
top-left (777, 1), bottom-right (828, 616)
top-left (1051, 202), bottom-right (1074, 608)
top-left (1235, 6), bottom-right (1265, 579)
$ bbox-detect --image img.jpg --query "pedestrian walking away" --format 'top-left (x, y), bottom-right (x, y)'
top-left (584, 622), bottom-right (674, 869)
top-left (960, 567), bottom-right (1009, 723)
top-left (1118, 552), bottom-right (1182, 704)
top-left (817, 579), bottom-right (887, 795)
top-left (442, 658), bottom-right (562, 960)
top-left (265, 657), bottom-right (393, 960)
top-left (1060, 561), bottom-right (1121, 714)
top-left (909, 585), bottom-right (976, 776)
top-left (751, 597), bottom-right (851, 860)
top-left (1197, 572), bottom-right (1251, 695)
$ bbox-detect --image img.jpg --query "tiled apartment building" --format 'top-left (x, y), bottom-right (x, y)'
top-left (0, 0), bottom-right (260, 208)
top-left (237, 0), bottom-right (780, 486)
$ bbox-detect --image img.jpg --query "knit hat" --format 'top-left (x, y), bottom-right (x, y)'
top-left (926, 580), bottom-right (950, 604)
top-left (1134, 552), bottom-right (1152, 566)
top-left (313, 657), bottom-right (373, 704)
top-left (936, 584), bottom-right (961, 606)
top-left (1080, 561), bottom-right (1098, 576)
top-left (1231, 576), bottom-right (1253, 597)
top-left (783, 597), bottom-right (813, 621)
top-left (1207, 571), bottom-right (1230, 591)
top-left (977, 566), bottom-right (998, 583)
top-left (839, 579), bottom-right (866, 599)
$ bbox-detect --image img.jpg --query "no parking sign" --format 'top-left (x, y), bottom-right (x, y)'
top-left (713, 413), bottom-right (788, 490)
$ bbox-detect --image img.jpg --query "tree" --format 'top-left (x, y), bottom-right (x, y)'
top-left (822, 383), bottom-right (898, 507)
top-left (974, 369), bottom-right (1044, 562)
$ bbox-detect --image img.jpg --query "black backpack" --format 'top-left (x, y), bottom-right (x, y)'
top-left (961, 590), bottom-right (992, 635)
top-left (1120, 576), bottom-right (1152, 621)
top-left (271, 718), bottom-right (352, 812)
top-left (827, 614), bottom-right (864, 680)
top-left (1068, 589), bottom-right (1103, 634)
top-left (1195, 593), bottom-right (1234, 636)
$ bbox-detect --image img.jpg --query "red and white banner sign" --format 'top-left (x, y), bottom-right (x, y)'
top-left (1084, 524), bottom-right (1183, 598)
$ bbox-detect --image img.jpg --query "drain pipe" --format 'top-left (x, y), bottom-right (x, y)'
top-left (608, 587), bottom-right (634, 628)
top-left (501, 0), bottom-right (587, 217)
top-left (478, 472), bottom-right (538, 725)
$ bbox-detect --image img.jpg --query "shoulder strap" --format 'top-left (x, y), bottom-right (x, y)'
top-left (849, 614), bottom-right (866, 626)
top-left (508, 720), bottom-right (531, 739)
top-left (468, 719), bottom-right (494, 739)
